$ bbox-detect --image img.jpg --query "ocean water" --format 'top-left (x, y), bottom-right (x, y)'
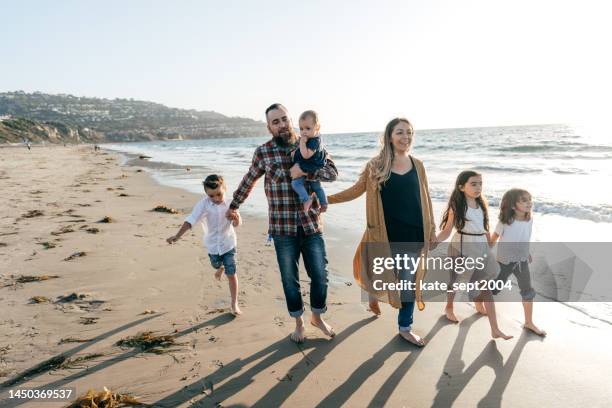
top-left (105, 123), bottom-right (612, 243)
top-left (105, 124), bottom-right (612, 322)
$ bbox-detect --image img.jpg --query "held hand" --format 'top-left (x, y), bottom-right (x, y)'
top-left (227, 209), bottom-right (240, 226)
top-left (429, 235), bottom-right (439, 250)
top-left (226, 208), bottom-right (237, 221)
top-left (166, 235), bottom-right (178, 244)
top-left (290, 163), bottom-right (307, 180)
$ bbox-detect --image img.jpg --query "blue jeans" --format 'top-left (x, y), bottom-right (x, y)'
top-left (291, 177), bottom-right (328, 206)
top-left (398, 268), bottom-right (417, 332)
top-left (208, 248), bottom-right (237, 275)
top-left (393, 246), bottom-right (418, 332)
top-left (272, 227), bottom-right (328, 317)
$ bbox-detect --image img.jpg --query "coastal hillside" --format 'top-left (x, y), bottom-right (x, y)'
top-left (0, 91), bottom-right (267, 143)
top-left (0, 117), bottom-right (105, 144)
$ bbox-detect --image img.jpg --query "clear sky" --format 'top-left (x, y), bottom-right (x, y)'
top-left (2, 0), bottom-right (610, 133)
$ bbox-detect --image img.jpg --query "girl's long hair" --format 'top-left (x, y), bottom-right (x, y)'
top-left (368, 117), bottom-right (414, 185)
top-left (499, 188), bottom-right (532, 224)
top-left (440, 170), bottom-right (490, 232)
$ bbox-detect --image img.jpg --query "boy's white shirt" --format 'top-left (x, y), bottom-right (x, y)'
top-left (184, 196), bottom-right (239, 255)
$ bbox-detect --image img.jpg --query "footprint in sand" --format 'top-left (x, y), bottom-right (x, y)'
top-left (148, 287), bottom-right (163, 296)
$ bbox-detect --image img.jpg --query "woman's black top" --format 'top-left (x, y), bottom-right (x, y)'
top-left (380, 158), bottom-right (424, 246)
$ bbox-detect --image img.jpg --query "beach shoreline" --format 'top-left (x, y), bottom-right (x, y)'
top-left (1, 145), bottom-right (611, 407)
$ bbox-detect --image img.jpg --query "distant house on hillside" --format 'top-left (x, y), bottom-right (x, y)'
top-left (0, 114), bottom-right (12, 121)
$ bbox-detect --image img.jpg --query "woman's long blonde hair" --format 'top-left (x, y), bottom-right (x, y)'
top-left (368, 117), bottom-right (414, 185)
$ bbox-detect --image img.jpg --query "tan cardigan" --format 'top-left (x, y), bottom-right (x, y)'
top-left (327, 156), bottom-right (436, 310)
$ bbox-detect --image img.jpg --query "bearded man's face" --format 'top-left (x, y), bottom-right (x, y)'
top-left (266, 107), bottom-right (297, 147)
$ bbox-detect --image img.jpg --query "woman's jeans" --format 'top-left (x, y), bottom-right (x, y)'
top-left (272, 227), bottom-right (328, 317)
top-left (393, 245), bottom-right (419, 332)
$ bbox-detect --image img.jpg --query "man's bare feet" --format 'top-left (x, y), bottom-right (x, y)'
top-left (303, 196), bottom-right (314, 212)
top-left (524, 322), bottom-right (546, 336)
top-left (491, 328), bottom-right (513, 340)
top-left (445, 307), bottom-right (459, 323)
top-left (231, 302), bottom-right (242, 316)
top-left (475, 301), bottom-right (488, 315)
top-left (319, 204), bottom-right (328, 213)
top-left (290, 324), bottom-right (306, 343)
top-left (310, 316), bottom-right (335, 338)
top-left (368, 300), bottom-right (381, 316)
top-left (399, 330), bottom-right (425, 347)
top-left (214, 266), bottom-right (224, 281)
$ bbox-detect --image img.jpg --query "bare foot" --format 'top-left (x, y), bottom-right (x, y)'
top-left (303, 196), bottom-right (314, 212)
top-left (310, 316), bottom-right (336, 338)
top-left (445, 307), bottom-right (459, 323)
top-left (319, 205), bottom-right (328, 213)
top-left (475, 302), bottom-right (487, 315)
top-left (524, 323), bottom-right (546, 336)
top-left (368, 300), bottom-right (381, 316)
top-left (214, 266), bottom-right (224, 281)
top-left (399, 330), bottom-right (425, 347)
top-left (491, 328), bottom-right (513, 340)
top-left (231, 303), bottom-right (242, 316)
top-left (290, 325), bottom-right (306, 343)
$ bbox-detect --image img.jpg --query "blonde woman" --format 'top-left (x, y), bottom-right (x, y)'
top-left (328, 118), bottom-right (436, 346)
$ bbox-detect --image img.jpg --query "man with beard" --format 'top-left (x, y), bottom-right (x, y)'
top-left (226, 103), bottom-right (337, 343)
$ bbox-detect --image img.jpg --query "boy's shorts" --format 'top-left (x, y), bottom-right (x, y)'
top-left (208, 248), bottom-right (237, 275)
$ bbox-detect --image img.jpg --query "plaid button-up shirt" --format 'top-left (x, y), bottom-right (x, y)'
top-left (230, 139), bottom-right (338, 236)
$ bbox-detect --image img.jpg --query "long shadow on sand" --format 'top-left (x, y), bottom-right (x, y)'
top-left (315, 315), bottom-right (450, 408)
top-left (0, 313), bottom-right (162, 389)
top-left (0, 313), bottom-right (234, 408)
top-left (150, 316), bottom-right (377, 407)
top-left (432, 315), bottom-right (543, 408)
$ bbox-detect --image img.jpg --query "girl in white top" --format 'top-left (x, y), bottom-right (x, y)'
top-left (167, 175), bottom-right (243, 315)
top-left (437, 170), bottom-right (512, 340)
top-left (490, 188), bottom-right (546, 336)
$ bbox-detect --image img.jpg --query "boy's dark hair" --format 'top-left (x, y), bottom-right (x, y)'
top-left (299, 110), bottom-right (319, 126)
top-left (265, 103), bottom-right (286, 121)
top-left (203, 174), bottom-right (225, 191)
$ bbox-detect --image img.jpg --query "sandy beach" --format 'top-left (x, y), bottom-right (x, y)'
top-left (1, 145), bottom-right (611, 408)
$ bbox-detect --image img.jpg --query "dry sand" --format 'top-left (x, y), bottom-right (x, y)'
top-left (0, 145), bottom-right (611, 407)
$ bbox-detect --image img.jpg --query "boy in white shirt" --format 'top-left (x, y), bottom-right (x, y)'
top-left (167, 174), bottom-right (242, 315)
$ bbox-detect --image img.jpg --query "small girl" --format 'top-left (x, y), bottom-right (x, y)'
top-left (436, 170), bottom-right (512, 340)
top-left (490, 188), bottom-right (546, 336)
top-left (291, 110), bottom-right (328, 212)
top-left (167, 174), bottom-right (242, 316)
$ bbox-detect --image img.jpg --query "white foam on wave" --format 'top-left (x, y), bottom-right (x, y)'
top-left (104, 124), bottom-right (612, 233)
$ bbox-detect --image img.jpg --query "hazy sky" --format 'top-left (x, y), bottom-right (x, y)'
top-left (2, 0), bottom-right (610, 133)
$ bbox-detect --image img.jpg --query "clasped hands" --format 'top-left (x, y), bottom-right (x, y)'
top-left (225, 208), bottom-right (240, 226)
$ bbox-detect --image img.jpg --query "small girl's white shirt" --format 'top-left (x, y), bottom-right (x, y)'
top-left (494, 218), bottom-right (533, 264)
